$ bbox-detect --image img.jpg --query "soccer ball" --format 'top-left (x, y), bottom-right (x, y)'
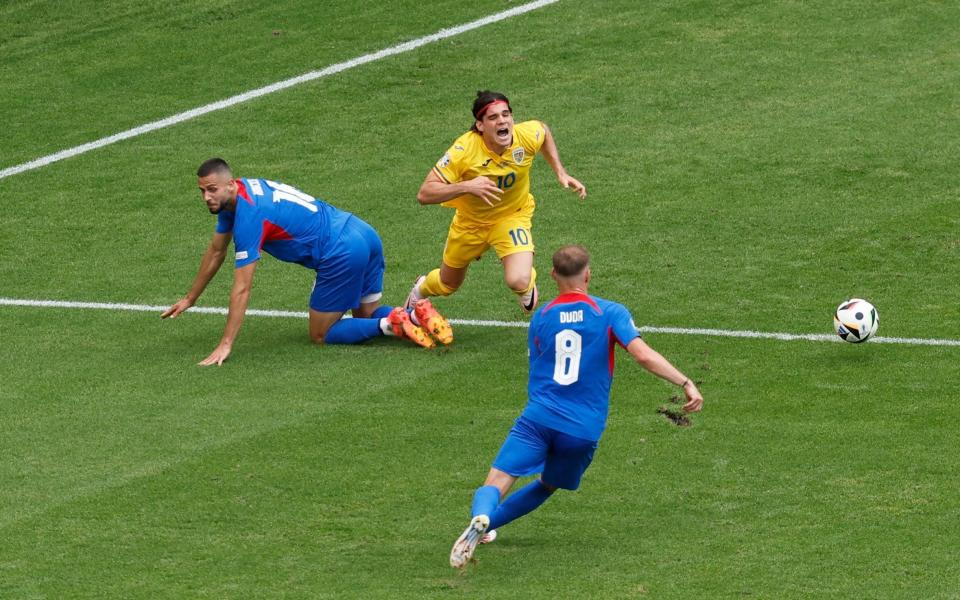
top-left (833, 298), bottom-right (879, 343)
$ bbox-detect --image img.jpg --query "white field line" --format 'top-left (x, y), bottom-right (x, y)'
top-left (2, 297), bottom-right (958, 347)
top-left (0, 0), bottom-right (559, 181)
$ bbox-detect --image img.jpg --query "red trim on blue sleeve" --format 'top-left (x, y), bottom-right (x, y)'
top-left (260, 220), bottom-right (294, 249)
top-left (236, 179), bottom-right (253, 205)
top-left (608, 327), bottom-right (617, 375)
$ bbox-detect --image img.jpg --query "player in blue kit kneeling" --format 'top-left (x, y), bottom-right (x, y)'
top-left (449, 244), bottom-right (704, 568)
top-left (162, 158), bottom-right (453, 366)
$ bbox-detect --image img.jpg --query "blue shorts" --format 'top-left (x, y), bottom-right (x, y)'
top-left (492, 415), bottom-right (598, 490)
top-left (309, 216), bottom-right (385, 312)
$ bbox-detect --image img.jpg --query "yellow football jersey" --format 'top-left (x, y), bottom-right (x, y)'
top-left (432, 120), bottom-right (546, 225)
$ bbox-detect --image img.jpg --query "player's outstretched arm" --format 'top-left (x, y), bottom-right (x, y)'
top-left (162, 232), bottom-right (232, 319)
top-left (416, 170), bottom-right (502, 207)
top-left (625, 338), bottom-right (704, 412)
top-left (199, 261), bottom-right (256, 366)
top-left (538, 123), bottom-right (586, 200)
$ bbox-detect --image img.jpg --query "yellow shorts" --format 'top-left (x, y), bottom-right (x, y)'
top-left (442, 212), bottom-right (535, 269)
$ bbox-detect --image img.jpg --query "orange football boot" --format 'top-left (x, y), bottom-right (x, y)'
top-left (413, 299), bottom-right (453, 346)
top-left (387, 307), bottom-right (435, 348)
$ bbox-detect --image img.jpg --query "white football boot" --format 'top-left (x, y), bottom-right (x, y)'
top-left (519, 284), bottom-right (539, 314)
top-left (449, 515), bottom-right (490, 568)
top-left (404, 275), bottom-right (426, 311)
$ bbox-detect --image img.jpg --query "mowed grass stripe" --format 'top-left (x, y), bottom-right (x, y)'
top-left (0, 0), bottom-right (558, 181)
top-left (3, 1), bottom-right (960, 597)
top-left (0, 331), bottom-right (479, 532)
top-left (2, 297), bottom-right (958, 347)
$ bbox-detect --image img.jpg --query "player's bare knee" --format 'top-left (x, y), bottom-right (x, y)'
top-left (506, 273), bottom-right (531, 293)
top-left (309, 331), bottom-right (327, 345)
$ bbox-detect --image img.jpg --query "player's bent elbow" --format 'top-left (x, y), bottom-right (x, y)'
top-left (417, 180), bottom-right (450, 205)
top-left (634, 355), bottom-right (657, 371)
top-left (627, 341), bottom-right (658, 367)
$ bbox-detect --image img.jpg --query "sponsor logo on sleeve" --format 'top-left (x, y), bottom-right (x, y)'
top-left (236, 251), bottom-right (249, 260)
top-left (437, 153), bottom-right (451, 168)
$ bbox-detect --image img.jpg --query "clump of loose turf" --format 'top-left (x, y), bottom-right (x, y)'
top-left (657, 395), bottom-right (692, 427)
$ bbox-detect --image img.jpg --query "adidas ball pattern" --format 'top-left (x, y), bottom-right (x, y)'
top-left (834, 298), bottom-right (879, 343)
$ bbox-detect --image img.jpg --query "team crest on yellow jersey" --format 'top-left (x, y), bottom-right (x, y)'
top-left (432, 120), bottom-right (546, 224)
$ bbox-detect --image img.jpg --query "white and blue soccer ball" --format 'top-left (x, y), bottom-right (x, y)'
top-left (833, 298), bottom-right (879, 343)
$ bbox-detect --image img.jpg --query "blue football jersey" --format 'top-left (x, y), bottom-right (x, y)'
top-left (521, 292), bottom-right (640, 441)
top-left (215, 178), bottom-right (352, 269)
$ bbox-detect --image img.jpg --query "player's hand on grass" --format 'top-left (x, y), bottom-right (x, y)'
top-left (161, 298), bottom-right (194, 319)
top-left (463, 176), bottom-right (503, 206)
top-left (199, 343), bottom-right (232, 367)
top-left (681, 381), bottom-right (704, 413)
top-left (558, 173), bottom-right (586, 199)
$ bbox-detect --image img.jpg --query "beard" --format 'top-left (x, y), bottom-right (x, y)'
top-left (207, 199), bottom-right (226, 214)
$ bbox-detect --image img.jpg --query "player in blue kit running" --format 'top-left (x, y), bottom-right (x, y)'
top-left (449, 244), bottom-right (704, 568)
top-left (162, 158), bottom-right (453, 366)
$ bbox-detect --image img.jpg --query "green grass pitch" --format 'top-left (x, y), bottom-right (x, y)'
top-left (1, 1), bottom-right (958, 597)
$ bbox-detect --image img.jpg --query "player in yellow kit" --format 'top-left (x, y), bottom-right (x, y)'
top-left (405, 90), bottom-right (587, 314)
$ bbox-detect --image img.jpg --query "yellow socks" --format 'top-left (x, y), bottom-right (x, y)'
top-left (420, 268), bottom-right (458, 297)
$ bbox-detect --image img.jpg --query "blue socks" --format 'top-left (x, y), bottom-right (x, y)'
top-left (324, 315), bottom-right (386, 344)
top-left (470, 481), bottom-right (556, 531)
top-left (321, 306), bottom-right (410, 344)
top-left (471, 485), bottom-right (501, 518)
top-left (371, 306), bottom-right (393, 320)
top-left (488, 480), bottom-right (554, 530)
